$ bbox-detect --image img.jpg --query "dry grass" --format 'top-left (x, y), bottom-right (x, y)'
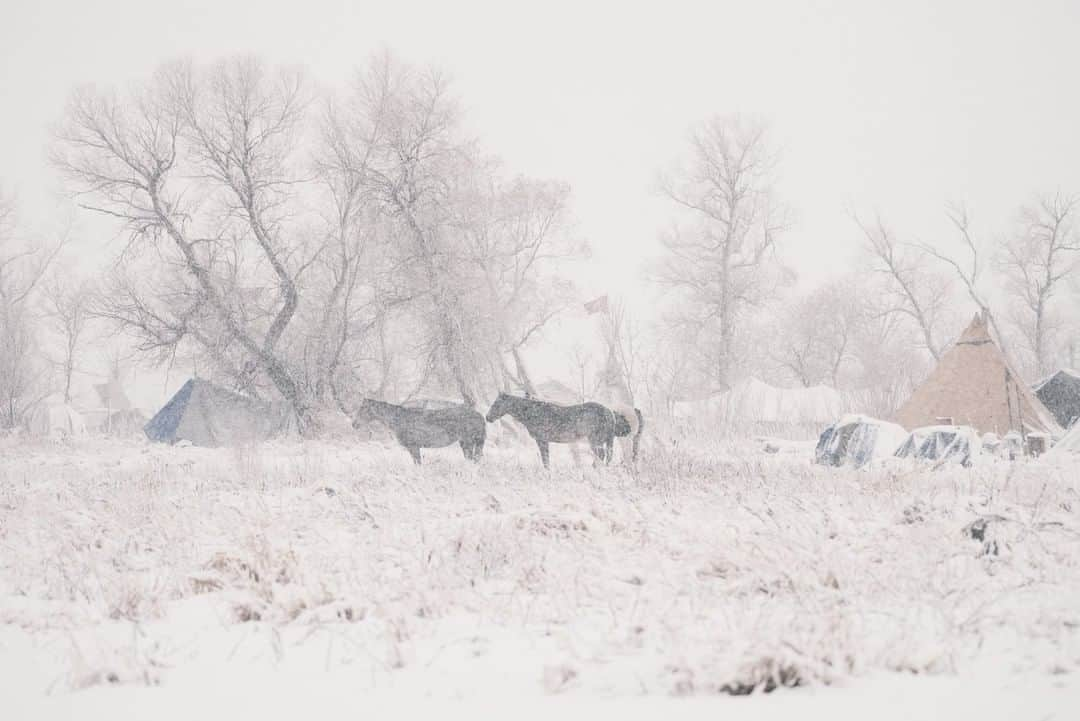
top-left (1, 434), bottom-right (1078, 696)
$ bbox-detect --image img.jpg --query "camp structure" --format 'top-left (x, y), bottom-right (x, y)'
top-left (100, 408), bottom-right (149, 437)
top-left (144, 378), bottom-right (295, 447)
top-left (1048, 419), bottom-right (1080, 457)
top-left (674, 376), bottom-right (851, 439)
top-left (1033, 368), bottom-right (1080, 430)
top-left (891, 312), bottom-right (1061, 441)
top-left (94, 376), bottom-right (132, 414)
top-left (814, 414), bottom-right (908, 468)
top-left (27, 400), bottom-right (87, 438)
top-left (894, 425), bottom-right (983, 466)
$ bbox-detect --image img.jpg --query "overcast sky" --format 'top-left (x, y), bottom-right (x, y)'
top-left (3, 0), bottom-right (1079, 403)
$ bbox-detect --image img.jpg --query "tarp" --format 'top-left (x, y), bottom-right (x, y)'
top-left (1033, 368), bottom-right (1080, 430)
top-left (144, 378), bottom-right (295, 447)
top-left (815, 414), bottom-right (908, 468)
top-left (1048, 419), bottom-right (1080, 457)
top-left (894, 425), bottom-right (982, 466)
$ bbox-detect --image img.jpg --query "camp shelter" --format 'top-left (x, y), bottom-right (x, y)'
top-left (1048, 418), bottom-right (1080, 457)
top-left (94, 376), bottom-right (132, 413)
top-left (894, 425), bottom-right (982, 466)
top-left (892, 312), bottom-right (1061, 438)
top-left (144, 378), bottom-right (295, 447)
top-left (674, 376), bottom-right (851, 439)
top-left (27, 401), bottom-right (87, 438)
top-left (1033, 368), bottom-right (1080, 430)
top-left (100, 408), bottom-right (149, 437)
top-left (814, 414), bottom-right (908, 468)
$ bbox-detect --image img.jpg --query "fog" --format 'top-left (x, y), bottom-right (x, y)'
top-left (2, 0), bottom-right (1080, 417)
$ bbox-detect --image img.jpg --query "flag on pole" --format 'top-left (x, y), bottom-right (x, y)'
top-left (584, 295), bottom-right (609, 314)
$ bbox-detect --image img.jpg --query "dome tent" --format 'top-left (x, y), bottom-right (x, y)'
top-left (815, 414), bottom-right (908, 468)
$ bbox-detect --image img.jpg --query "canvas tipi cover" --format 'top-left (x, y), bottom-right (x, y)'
top-left (94, 376), bottom-right (132, 412)
top-left (892, 313), bottom-right (1061, 437)
top-left (144, 378), bottom-right (294, 447)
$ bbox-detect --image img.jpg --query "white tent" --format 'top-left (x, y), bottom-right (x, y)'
top-left (895, 425), bottom-right (983, 466)
top-left (673, 376), bottom-right (851, 438)
top-left (27, 402), bottom-right (87, 438)
top-left (1048, 420), bottom-right (1080, 457)
top-left (815, 414), bottom-right (909, 468)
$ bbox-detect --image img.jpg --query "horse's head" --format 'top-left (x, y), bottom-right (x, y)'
top-left (485, 392), bottom-right (511, 423)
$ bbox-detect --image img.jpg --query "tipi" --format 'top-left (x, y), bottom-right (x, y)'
top-left (892, 312), bottom-right (1061, 437)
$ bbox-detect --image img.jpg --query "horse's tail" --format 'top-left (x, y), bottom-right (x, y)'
top-left (632, 407), bottom-right (644, 462)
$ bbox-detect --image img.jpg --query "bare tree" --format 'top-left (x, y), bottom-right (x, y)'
top-left (856, 213), bottom-right (952, 360)
top-left (42, 272), bottom-right (95, 404)
top-left (324, 55), bottom-right (484, 405)
top-left (326, 54), bottom-right (582, 407)
top-left (459, 174), bottom-right (579, 396)
top-left (54, 59), bottom-right (319, 424)
top-left (653, 116), bottom-right (789, 389)
top-left (772, 279), bottom-right (864, 388)
top-left (997, 194), bottom-right (1080, 376)
top-left (916, 204), bottom-right (1013, 357)
top-left (0, 191), bottom-right (67, 428)
top-left (595, 299), bottom-right (638, 405)
top-left (55, 54), bottom-right (580, 421)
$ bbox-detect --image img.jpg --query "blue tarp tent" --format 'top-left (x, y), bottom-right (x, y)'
top-left (144, 378), bottom-right (294, 447)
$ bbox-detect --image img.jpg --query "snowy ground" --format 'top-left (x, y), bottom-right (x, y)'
top-left (1, 434), bottom-right (1079, 720)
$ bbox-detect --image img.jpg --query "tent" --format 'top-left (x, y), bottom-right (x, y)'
top-left (892, 312), bottom-right (1061, 439)
top-left (815, 415), bottom-right (908, 468)
top-left (1048, 419), bottom-right (1080, 457)
top-left (1033, 368), bottom-right (1080, 430)
top-left (894, 425), bottom-right (982, 466)
top-left (98, 408), bottom-right (149, 437)
top-left (674, 376), bottom-right (851, 438)
top-left (144, 378), bottom-right (295, 447)
top-left (27, 401), bottom-right (87, 438)
top-left (94, 376), bottom-right (132, 412)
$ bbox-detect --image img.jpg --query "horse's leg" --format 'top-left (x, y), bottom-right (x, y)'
top-left (407, 446), bottom-right (422, 465)
top-left (606, 437), bottom-right (614, 465)
top-left (590, 439), bottom-right (604, 467)
top-left (536, 440), bottom-right (550, 468)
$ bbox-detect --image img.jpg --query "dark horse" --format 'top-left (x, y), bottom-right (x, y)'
top-left (485, 392), bottom-right (617, 468)
top-left (354, 399), bottom-right (486, 464)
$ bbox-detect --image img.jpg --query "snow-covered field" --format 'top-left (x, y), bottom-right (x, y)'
top-left (2, 435), bottom-right (1079, 720)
